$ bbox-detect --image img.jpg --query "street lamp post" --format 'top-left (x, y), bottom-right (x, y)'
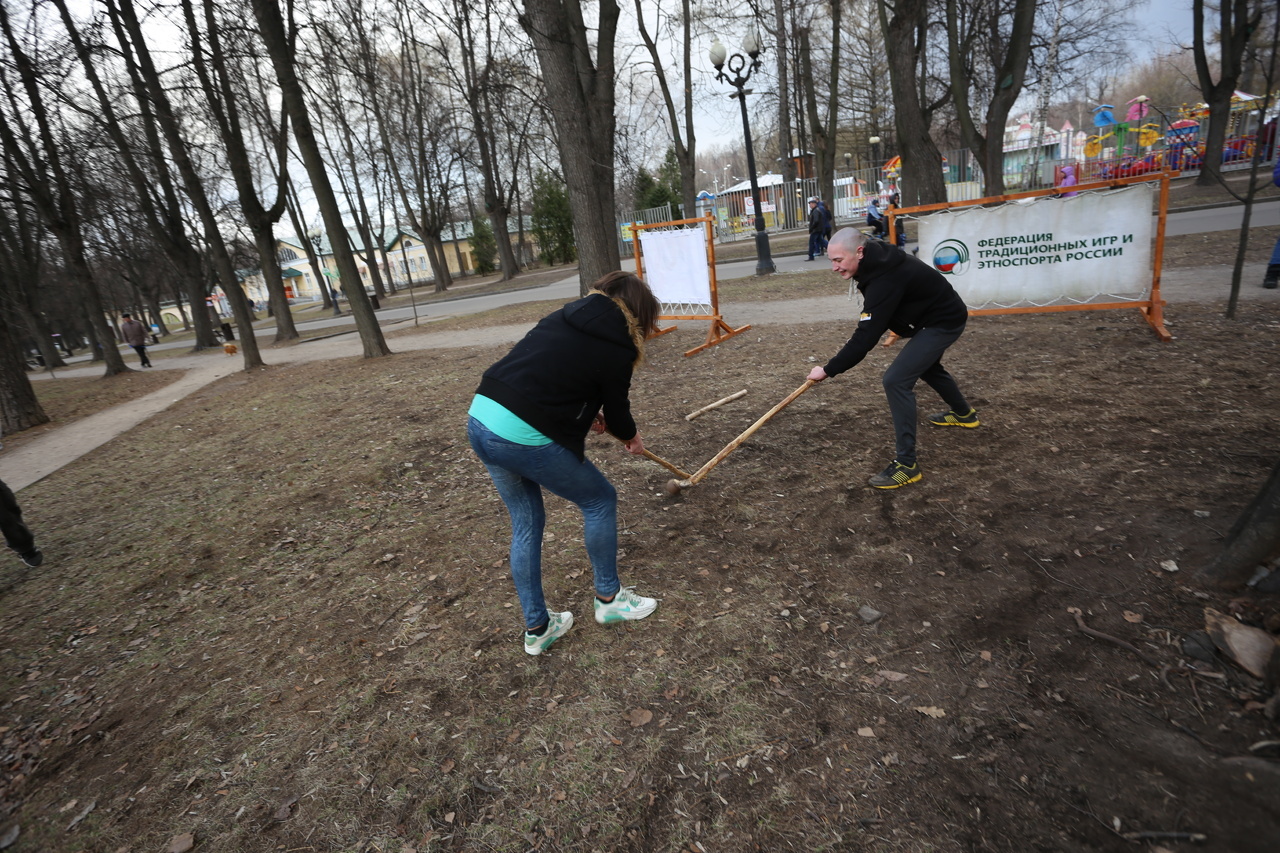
top-left (306, 228), bottom-right (342, 316)
top-left (398, 232), bottom-right (420, 327)
top-left (869, 136), bottom-right (882, 172)
top-left (710, 34), bottom-right (775, 275)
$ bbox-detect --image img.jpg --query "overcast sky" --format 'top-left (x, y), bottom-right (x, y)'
top-left (1133, 0), bottom-right (1195, 55)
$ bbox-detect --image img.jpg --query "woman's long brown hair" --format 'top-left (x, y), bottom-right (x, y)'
top-left (592, 271), bottom-right (660, 335)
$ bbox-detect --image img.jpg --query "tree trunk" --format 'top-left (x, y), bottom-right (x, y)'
top-left (0, 305), bottom-right (49, 435)
top-left (1198, 458), bottom-right (1280, 589)
top-left (798, 7), bottom-right (841, 213)
top-left (250, 0), bottom-right (389, 358)
top-left (879, 0), bottom-right (947, 205)
top-left (426, 235), bottom-right (451, 293)
top-left (520, 0), bottom-right (620, 294)
top-left (1192, 0), bottom-right (1262, 187)
top-left (774, 0), bottom-right (794, 192)
top-left (946, 0), bottom-right (1036, 197)
top-left (183, 0), bottom-right (299, 344)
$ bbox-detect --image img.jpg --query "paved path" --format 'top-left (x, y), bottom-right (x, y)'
top-left (3, 259), bottom-right (1278, 493)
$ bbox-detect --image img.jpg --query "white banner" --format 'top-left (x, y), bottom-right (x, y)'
top-left (638, 228), bottom-right (711, 306)
top-left (916, 184), bottom-right (1154, 309)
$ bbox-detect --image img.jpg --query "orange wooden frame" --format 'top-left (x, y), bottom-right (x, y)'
top-left (887, 171), bottom-right (1176, 342)
top-left (632, 215), bottom-right (752, 357)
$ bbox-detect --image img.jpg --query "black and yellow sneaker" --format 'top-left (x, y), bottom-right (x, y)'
top-left (868, 460), bottom-right (922, 489)
top-left (928, 408), bottom-right (980, 428)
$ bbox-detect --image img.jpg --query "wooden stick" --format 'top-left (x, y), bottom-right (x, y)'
top-left (640, 448), bottom-right (693, 480)
top-left (685, 389), bottom-right (748, 421)
top-left (669, 380), bottom-right (815, 492)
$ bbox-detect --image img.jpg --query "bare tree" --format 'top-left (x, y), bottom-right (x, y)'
top-left (1192, 0), bottom-right (1265, 187)
top-left (519, 0), bottom-right (621, 293)
top-left (180, 0), bottom-right (300, 344)
top-left (49, 0), bottom-right (221, 352)
top-left (634, 0), bottom-right (698, 221)
top-left (0, 3), bottom-right (128, 376)
top-left (105, 0), bottom-right (266, 369)
top-left (878, 0), bottom-right (948, 205)
top-left (945, 0), bottom-right (1036, 196)
top-left (797, 0), bottom-right (843, 208)
top-left (249, 0), bottom-right (390, 358)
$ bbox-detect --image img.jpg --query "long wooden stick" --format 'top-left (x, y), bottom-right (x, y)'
top-left (640, 448), bottom-right (693, 480)
top-left (671, 380), bottom-right (815, 491)
top-left (685, 389), bottom-right (748, 421)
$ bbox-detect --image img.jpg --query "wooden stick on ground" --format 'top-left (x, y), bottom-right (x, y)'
top-left (685, 389), bottom-right (748, 421)
top-left (1066, 606), bottom-right (1162, 667)
top-left (666, 380), bottom-right (816, 495)
top-left (639, 448), bottom-right (693, 480)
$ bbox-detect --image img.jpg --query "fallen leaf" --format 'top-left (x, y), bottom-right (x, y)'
top-left (979, 651), bottom-right (992, 662)
top-left (166, 833), bottom-right (194, 853)
top-left (439, 759), bottom-right (455, 774)
top-left (915, 706), bottom-right (947, 718)
top-left (878, 670), bottom-right (908, 682)
top-left (626, 708), bottom-right (653, 728)
top-left (1122, 610), bottom-right (1144, 623)
top-left (272, 794), bottom-right (298, 821)
top-left (551, 790), bottom-right (567, 802)
top-left (444, 812), bottom-right (455, 824)
top-left (1205, 607), bottom-right (1278, 678)
top-left (1159, 560), bottom-right (1179, 573)
top-left (857, 727), bottom-right (876, 737)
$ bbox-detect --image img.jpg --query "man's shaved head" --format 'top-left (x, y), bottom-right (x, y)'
top-left (827, 227), bottom-right (868, 256)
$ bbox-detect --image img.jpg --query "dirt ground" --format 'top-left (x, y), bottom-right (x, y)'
top-left (2, 264), bottom-right (1279, 853)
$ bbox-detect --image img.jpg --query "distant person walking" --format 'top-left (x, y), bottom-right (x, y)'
top-left (120, 313), bottom-right (152, 368)
top-left (806, 197), bottom-right (825, 261)
top-left (467, 271), bottom-right (661, 655)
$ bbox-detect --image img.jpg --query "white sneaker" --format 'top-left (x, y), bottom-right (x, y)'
top-left (594, 587), bottom-right (657, 625)
top-left (524, 611), bottom-right (573, 655)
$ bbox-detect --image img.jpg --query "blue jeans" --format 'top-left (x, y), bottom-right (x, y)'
top-left (808, 232), bottom-right (823, 259)
top-left (467, 417), bottom-right (620, 630)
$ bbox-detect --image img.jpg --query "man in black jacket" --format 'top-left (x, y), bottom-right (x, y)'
top-left (806, 197), bottom-right (825, 261)
top-left (806, 228), bottom-right (978, 489)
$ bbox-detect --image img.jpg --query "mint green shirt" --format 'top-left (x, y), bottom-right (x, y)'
top-left (468, 395), bottom-right (553, 446)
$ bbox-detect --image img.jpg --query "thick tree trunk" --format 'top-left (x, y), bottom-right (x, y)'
top-left (250, 0), bottom-right (389, 358)
top-left (1192, 0), bottom-right (1261, 187)
top-left (520, 0), bottom-right (620, 294)
top-left (0, 307), bottom-right (48, 435)
top-left (1198, 459), bottom-right (1280, 589)
top-left (880, 0), bottom-right (947, 205)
